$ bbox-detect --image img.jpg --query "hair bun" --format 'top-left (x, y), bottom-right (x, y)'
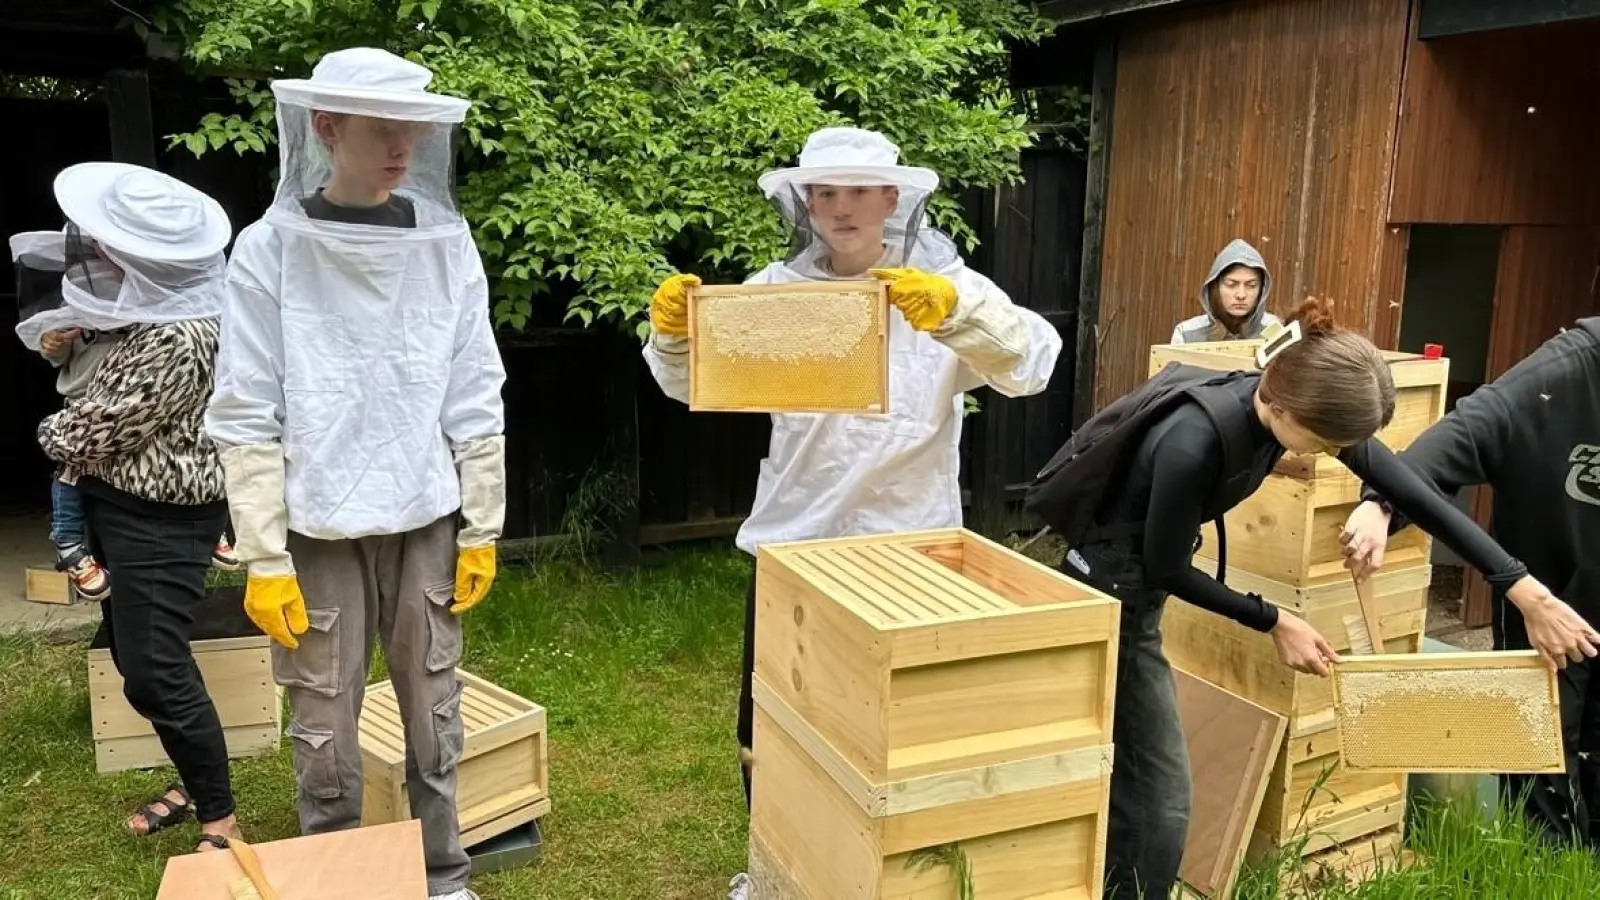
top-left (1286, 295), bottom-right (1338, 335)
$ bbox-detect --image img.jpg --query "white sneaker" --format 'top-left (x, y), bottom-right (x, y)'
top-left (727, 872), bottom-right (752, 900)
top-left (428, 891), bottom-right (479, 900)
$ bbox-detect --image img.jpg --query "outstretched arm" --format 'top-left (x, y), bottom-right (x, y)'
top-left (935, 268), bottom-right (1062, 398)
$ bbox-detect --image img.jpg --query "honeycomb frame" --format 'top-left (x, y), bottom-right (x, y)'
top-left (1331, 650), bottom-right (1564, 774)
top-left (687, 280), bottom-right (889, 414)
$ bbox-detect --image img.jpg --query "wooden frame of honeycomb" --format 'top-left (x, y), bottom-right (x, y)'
top-left (687, 280), bottom-right (890, 414)
top-left (1331, 650), bottom-right (1564, 774)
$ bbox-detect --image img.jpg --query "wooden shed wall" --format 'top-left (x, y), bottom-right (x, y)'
top-left (1092, 0), bottom-right (1413, 409)
top-left (1388, 20), bottom-right (1600, 226)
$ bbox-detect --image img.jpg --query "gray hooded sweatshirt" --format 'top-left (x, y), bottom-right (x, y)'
top-left (1170, 238), bottom-right (1279, 344)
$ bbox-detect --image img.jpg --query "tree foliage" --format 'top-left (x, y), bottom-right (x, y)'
top-left (147, 0), bottom-right (1056, 335)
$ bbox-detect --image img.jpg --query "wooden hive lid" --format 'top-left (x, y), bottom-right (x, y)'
top-left (360, 670), bottom-right (546, 768)
top-left (778, 540), bottom-right (1021, 629)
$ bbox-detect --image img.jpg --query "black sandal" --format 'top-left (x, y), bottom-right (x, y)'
top-left (126, 782), bottom-right (194, 836)
top-left (195, 834), bottom-right (231, 853)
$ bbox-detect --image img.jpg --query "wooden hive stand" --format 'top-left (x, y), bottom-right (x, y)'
top-left (89, 586), bottom-right (281, 774)
top-left (358, 668), bottom-right (550, 850)
top-left (1147, 340), bottom-right (1450, 880)
top-left (747, 528), bottom-right (1120, 899)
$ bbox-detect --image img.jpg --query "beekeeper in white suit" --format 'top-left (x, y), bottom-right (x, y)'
top-left (205, 47), bottom-right (505, 900)
top-left (642, 125), bottom-right (1062, 900)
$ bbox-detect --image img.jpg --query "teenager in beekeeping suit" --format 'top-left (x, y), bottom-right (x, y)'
top-left (1342, 319), bottom-right (1600, 853)
top-left (1169, 238), bottom-right (1281, 344)
top-left (204, 47), bottom-right (506, 900)
top-left (641, 125), bottom-right (1063, 900)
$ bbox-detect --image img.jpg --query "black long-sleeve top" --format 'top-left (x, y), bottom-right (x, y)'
top-left (1363, 319), bottom-right (1600, 616)
top-left (1090, 371), bottom-right (1529, 633)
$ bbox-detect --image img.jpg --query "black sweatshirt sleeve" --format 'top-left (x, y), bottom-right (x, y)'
top-left (1342, 438), bottom-right (1528, 589)
top-left (1359, 382), bottom-right (1514, 532)
top-left (1141, 420), bottom-right (1281, 633)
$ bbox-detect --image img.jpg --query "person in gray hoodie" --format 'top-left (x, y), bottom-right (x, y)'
top-left (1170, 238), bottom-right (1280, 344)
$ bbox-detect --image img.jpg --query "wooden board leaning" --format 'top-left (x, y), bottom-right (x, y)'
top-left (687, 280), bottom-right (889, 414)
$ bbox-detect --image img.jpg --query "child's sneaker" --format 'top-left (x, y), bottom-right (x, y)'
top-left (55, 543), bottom-right (110, 601)
top-left (727, 873), bottom-right (752, 900)
top-left (212, 534), bottom-right (241, 571)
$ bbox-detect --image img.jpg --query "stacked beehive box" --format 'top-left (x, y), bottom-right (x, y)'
top-left (1148, 341), bottom-right (1449, 880)
top-left (747, 528), bottom-right (1120, 899)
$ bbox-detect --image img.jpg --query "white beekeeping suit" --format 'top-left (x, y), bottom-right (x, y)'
top-left (643, 127), bottom-right (1062, 556)
top-left (204, 47), bottom-right (505, 900)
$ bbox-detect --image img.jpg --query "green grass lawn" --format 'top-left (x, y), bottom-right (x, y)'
top-left (1, 543), bottom-right (1597, 899)
top-left (0, 546), bottom-right (753, 899)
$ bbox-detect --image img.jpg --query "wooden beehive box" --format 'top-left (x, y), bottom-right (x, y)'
top-left (688, 280), bottom-right (889, 414)
top-left (749, 528), bottom-right (1119, 899)
top-left (89, 588), bottom-right (281, 774)
top-left (358, 668), bottom-right (550, 848)
top-left (1161, 563), bottom-right (1429, 861)
top-left (1332, 651), bottom-right (1564, 774)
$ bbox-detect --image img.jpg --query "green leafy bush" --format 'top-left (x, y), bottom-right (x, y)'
top-left (148, 0), bottom-right (1055, 334)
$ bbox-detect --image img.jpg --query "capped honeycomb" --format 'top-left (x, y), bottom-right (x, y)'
top-left (1332, 653), bottom-right (1564, 774)
top-left (689, 280), bottom-right (888, 414)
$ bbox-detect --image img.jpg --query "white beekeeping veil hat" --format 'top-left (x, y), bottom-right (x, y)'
top-left (265, 46), bottom-right (472, 241)
top-left (756, 126), bottom-right (959, 277)
top-left (13, 162), bottom-right (229, 349)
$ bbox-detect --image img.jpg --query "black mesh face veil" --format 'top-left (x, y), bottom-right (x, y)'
top-left (62, 222), bottom-right (116, 298)
top-left (270, 103), bottom-right (464, 232)
top-left (767, 179), bottom-right (956, 277)
top-left (13, 233), bottom-right (67, 323)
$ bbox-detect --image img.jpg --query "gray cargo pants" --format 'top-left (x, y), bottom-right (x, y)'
top-left (273, 514), bottom-right (470, 896)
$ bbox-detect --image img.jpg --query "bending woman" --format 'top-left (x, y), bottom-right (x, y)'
top-left (34, 162), bottom-right (243, 853)
top-left (1055, 297), bottom-right (1593, 900)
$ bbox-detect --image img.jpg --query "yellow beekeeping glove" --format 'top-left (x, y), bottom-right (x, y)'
top-left (869, 267), bottom-right (958, 332)
top-left (452, 543), bottom-right (497, 615)
top-left (650, 273), bottom-right (701, 337)
top-left (244, 572), bottom-right (309, 650)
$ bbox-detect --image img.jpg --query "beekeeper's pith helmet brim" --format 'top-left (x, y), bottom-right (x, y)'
top-left (270, 81), bottom-right (471, 124)
top-left (756, 127), bottom-right (940, 198)
top-left (271, 46), bottom-right (471, 124)
top-left (53, 162), bottom-right (232, 263)
top-left (757, 165), bottom-right (939, 197)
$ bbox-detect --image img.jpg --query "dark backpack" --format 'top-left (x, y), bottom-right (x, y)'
top-left (1023, 362), bottom-right (1259, 582)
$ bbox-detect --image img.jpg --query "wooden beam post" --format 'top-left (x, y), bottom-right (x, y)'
top-left (104, 69), bottom-right (157, 168)
top-left (1071, 28), bottom-right (1117, 428)
top-left (600, 332), bottom-right (643, 569)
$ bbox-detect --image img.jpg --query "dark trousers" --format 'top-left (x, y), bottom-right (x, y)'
top-left (737, 570), bottom-right (757, 811)
top-left (84, 491), bottom-right (235, 822)
top-left (1495, 585), bottom-right (1600, 850)
top-left (1062, 546), bottom-right (1191, 900)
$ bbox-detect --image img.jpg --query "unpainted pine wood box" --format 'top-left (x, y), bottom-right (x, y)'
top-left (88, 589), bottom-right (281, 774)
top-left (1147, 341), bottom-right (1450, 480)
top-left (752, 527), bottom-right (1121, 790)
top-left (358, 668), bottom-right (550, 848)
top-left (687, 280), bottom-right (890, 415)
top-left (749, 700), bottom-right (1113, 900)
top-left (25, 565), bottom-right (74, 605)
top-left (1160, 567), bottom-right (1427, 860)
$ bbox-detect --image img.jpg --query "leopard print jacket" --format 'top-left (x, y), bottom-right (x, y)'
top-left (37, 318), bottom-right (226, 506)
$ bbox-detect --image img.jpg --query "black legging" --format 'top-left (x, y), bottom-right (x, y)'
top-left (85, 492), bottom-right (235, 822)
